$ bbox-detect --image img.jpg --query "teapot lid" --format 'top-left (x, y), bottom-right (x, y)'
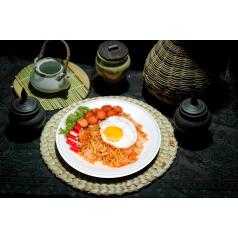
top-left (12, 88), bottom-right (39, 114)
top-left (98, 40), bottom-right (128, 61)
top-left (179, 91), bottom-right (208, 122)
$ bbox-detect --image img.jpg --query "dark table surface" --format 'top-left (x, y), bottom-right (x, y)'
top-left (1, 50), bottom-right (238, 198)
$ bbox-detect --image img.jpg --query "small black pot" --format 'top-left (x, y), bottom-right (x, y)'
top-left (173, 91), bottom-right (211, 135)
top-left (9, 88), bottom-right (45, 131)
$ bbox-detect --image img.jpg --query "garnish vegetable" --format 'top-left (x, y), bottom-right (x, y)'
top-left (59, 106), bottom-right (92, 137)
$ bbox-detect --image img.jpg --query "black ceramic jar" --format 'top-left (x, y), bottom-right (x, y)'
top-left (9, 89), bottom-right (45, 131)
top-left (173, 91), bottom-right (211, 135)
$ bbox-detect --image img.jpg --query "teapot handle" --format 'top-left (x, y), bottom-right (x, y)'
top-left (36, 40), bottom-right (70, 74)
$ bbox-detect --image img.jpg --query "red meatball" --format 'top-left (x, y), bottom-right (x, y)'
top-left (87, 115), bottom-right (98, 125)
top-left (84, 111), bottom-right (94, 119)
top-left (97, 110), bottom-right (106, 120)
top-left (113, 106), bottom-right (123, 113)
top-left (101, 105), bottom-right (112, 112)
top-left (77, 119), bottom-right (88, 128)
top-left (92, 108), bottom-right (99, 114)
top-left (107, 110), bottom-right (118, 117)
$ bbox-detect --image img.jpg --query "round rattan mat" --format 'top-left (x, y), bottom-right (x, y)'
top-left (40, 96), bottom-right (178, 196)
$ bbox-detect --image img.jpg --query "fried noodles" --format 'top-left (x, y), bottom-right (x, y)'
top-left (77, 113), bottom-right (148, 168)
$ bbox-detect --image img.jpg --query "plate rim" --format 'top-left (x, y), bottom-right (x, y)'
top-left (56, 98), bottom-right (161, 178)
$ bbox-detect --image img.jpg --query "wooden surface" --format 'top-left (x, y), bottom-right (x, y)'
top-left (67, 62), bottom-right (90, 90)
top-left (98, 40), bottom-right (128, 61)
top-left (14, 61), bottom-right (90, 97)
top-left (13, 79), bottom-right (23, 97)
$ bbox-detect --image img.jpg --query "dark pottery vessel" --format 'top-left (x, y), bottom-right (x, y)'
top-left (173, 91), bottom-right (211, 135)
top-left (9, 88), bottom-right (46, 131)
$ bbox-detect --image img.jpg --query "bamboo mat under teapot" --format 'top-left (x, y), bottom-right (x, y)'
top-left (14, 62), bottom-right (90, 111)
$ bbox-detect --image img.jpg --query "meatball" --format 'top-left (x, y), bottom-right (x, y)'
top-left (77, 118), bottom-right (88, 128)
top-left (113, 106), bottom-right (122, 113)
top-left (84, 111), bottom-right (94, 119)
top-left (87, 115), bottom-right (98, 125)
top-left (97, 110), bottom-right (106, 120)
top-left (101, 105), bottom-right (112, 112)
top-left (92, 108), bottom-right (99, 114)
top-left (107, 110), bottom-right (118, 117)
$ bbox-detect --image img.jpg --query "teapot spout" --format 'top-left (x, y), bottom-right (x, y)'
top-left (60, 75), bottom-right (71, 90)
top-left (55, 73), bottom-right (65, 81)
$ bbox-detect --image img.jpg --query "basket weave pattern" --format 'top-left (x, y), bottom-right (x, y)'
top-left (143, 40), bottom-right (214, 106)
top-left (40, 96), bottom-right (178, 196)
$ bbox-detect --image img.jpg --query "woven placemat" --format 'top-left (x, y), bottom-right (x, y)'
top-left (15, 63), bottom-right (89, 111)
top-left (40, 96), bottom-right (178, 195)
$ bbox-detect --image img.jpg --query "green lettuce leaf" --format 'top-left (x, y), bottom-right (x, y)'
top-left (59, 106), bottom-right (92, 136)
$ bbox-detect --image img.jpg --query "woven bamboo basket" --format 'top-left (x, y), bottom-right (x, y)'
top-left (143, 40), bottom-right (216, 106)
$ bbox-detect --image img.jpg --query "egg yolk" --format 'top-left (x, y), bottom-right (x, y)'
top-left (103, 126), bottom-right (123, 142)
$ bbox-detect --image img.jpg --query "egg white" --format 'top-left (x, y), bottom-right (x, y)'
top-left (100, 116), bottom-right (137, 148)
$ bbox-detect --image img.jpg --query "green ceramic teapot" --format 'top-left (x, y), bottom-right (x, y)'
top-left (30, 40), bottom-right (72, 93)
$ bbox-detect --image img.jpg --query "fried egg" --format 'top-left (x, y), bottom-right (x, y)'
top-left (100, 116), bottom-right (137, 148)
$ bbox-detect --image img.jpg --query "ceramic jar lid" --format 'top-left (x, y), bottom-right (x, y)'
top-left (98, 40), bottom-right (128, 61)
top-left (179, 91), bottom-right (208, 122)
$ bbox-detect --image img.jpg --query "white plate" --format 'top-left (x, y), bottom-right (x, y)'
top-left (56, 99), bottom-right (161, 178)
